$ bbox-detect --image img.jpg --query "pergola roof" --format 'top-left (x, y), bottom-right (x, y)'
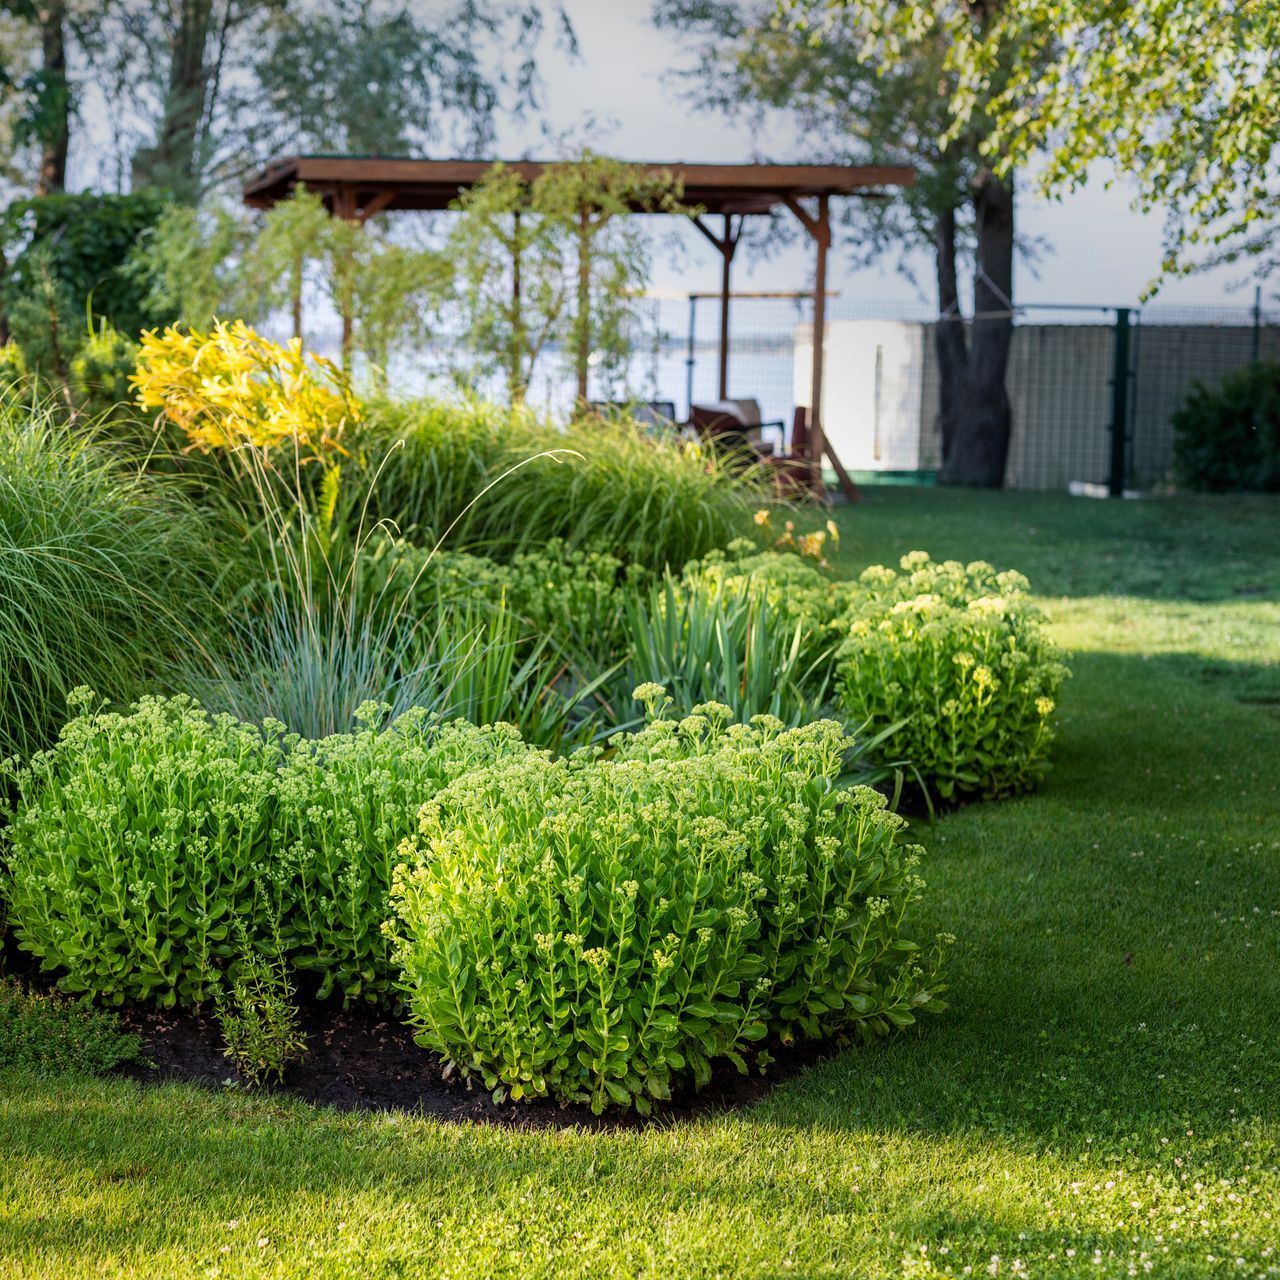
top-left (242, 155), bottom-right (914, 219)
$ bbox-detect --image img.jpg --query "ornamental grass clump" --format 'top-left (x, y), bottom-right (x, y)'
top-left (356, 397), bottom-right (763, 569)
top-left (389, 688), bottom-right (947, 1114)
top-left (836, 552), bottom-right (1070, 800)
top-left (1, 694), bottom-right (529, 1007)
top-left (0, 406), bottom-right (219, 758)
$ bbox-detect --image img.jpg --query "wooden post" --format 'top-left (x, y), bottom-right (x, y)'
top-left (783, 193), bottom-right (859, 501)
top-left (718, 213), bottom-right (735, 399)
top-left (690, 215), bottom-right (741, 406)
top-left (809, 194), bottom-right (829, 491)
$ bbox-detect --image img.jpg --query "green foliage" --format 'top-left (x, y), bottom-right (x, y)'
top-left (0, 978), bottom-right (140, 1076)
top-left (0, 340), bottom-right (28, 392)
top-left (1172, 361), bottom-right (1280, 493)
top-left (0, 693), bottom-right (530, 1008)
top-left (130, 203), bottom-right (258, 331)
top-left (2, 693), bottom-right (284, 1007)
top-left (196, 466), bottom-right (594, 748)
top-left (1, 191), bottom-right (172, 362)
top-left (68, 321), bottom-right (138, 419)
top-left (391, 697), bottom-right (945, 1112)
top-left (214, 951), bottom-right (307, 1086)
top-left (134, 189), bottom-right (444, 379)
top-left (681, 545), bottom-right (848, 664)
top-left (657, 1), bottom-right (978, 274)
top-left (358, 398), bottom-right (762, 569)
top-left (0, 405), bottom-right (218, 758)
top-left (804, 0), bottom-right (1279, 281)
top-left (448, 154), bottom-right (686, 400)
top-left (448, 163), bottom-right (570, 402)
top-left (836, 552), bottom-right (1070, 800)
top-left (622, 571), bottom-right (832, 729)
top-left (253, 0), bottom-right (572, 157)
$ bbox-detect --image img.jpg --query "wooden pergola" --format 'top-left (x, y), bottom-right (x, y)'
top-left (244, 156), bottom-right (915, 498)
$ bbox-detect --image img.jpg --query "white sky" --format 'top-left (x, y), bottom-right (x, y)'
top-left (489, 0), bottom-right (1264, 315)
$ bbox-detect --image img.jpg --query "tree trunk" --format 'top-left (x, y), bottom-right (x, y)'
top-left (34, 1), bottom-right (69, 196)
top-left (132, 0), bottom-right (214, 202)
top-left (575, 207), bottom-right (590, 405)
top-left (935, 169), bottom-right (1015, 488)
top-left (510, 213), bottom-right (527, 402)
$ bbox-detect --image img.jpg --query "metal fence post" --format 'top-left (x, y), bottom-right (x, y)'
top-left (685, 294), bottom-right (697, 417)
top-left (1109, 307), bottom-right (1132, 497)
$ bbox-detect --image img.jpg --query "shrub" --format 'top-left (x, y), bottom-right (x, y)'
top-left (270, 709), bottom-right (529, 1002)
top-left (214, 952), bottom-right (308, 1085)
top-left (0, 190), bottom-right (172, 367)
top-left (389, 692), bottom-right (947, 1113)
top-left (1172, 360), bottom-right (1280, 492)
top-left (357, 397), bottom-right (763, 569)
top-left (2, 693), bottom-right (284, 1006)
top-left (0, 695), bottom-right (529, 1007)
top-left (836, 553), bottom-right (1070, 800)
top-left (0, 407), bottom-right (219, 758)
top-left (69, 322), bottom-right (139, 420)
top-left (0, 342), bottom-right (29, 393)
top-left (131, 320), bottom-right (358, 456)
top-left (0, 977), bottom-right (140, 1075)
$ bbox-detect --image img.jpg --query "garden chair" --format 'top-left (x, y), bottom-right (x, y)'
top-left (687, 399), bottom-right (786, 459)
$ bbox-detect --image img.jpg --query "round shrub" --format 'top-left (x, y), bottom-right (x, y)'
top-left (1, 695), bottom-right (528, 1007)
top-left (2, 693), bottom-right (283, 1006)
top-left (389, 695), bottom-right (947, 1113)
top-left (69, 323), bottom-right (139, 420)
top-left (1172, 361), bottom-right (1280, 493)
top-left (836, 553), bottom-right (1070, 801)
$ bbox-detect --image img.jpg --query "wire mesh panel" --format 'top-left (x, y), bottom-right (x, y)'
top-left (1127, 306), bottom-right (1280, 489)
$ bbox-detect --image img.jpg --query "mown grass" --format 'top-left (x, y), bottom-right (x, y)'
top-left (2, 487), bottom-right (1278, 1279)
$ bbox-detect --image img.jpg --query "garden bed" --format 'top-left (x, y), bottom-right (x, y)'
top-left (115, 1000), bottom-right (826, 1128)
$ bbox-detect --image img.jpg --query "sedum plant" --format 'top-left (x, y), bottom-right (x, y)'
top-left (0, 694), bottom-right (530, 1007)
top-left (389, 688), bottom-right (948, 1114)
top-left (1, 692), bottom-right (284, 1006)
top-left (271, 708), bottom-right (530, 1003)
top-left (836, 552), bottom-right (1070, 800)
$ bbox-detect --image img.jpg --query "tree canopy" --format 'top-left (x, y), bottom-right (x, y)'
top-left (789, 0), bottom-right (1280, 281)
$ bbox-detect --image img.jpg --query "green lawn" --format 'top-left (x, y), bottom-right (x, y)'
top-left (3, 488), bottom-right (1279, 1280)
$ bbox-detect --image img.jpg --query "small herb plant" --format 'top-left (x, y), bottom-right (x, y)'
top-left (836, 553), bottom-right (1070, 800)
top-left (0, 977), bottom-right (140, 1075)
top-left (214, 951), bottom-right (308, 1086)
top-left (389, 686), bottom-right (948, 1114)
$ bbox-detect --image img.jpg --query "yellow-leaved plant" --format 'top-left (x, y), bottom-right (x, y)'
top-left (131, 319), bottom-right (358, 457)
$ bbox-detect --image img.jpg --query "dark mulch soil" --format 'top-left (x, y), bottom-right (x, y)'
top-left (116, 1000), bottom-right (832, 1130)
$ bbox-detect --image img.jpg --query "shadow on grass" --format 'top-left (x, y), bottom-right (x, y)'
top-left (758, 647), bottom-right (1279, 1150)
top-left (835, 487), bottom-right (1280, 605)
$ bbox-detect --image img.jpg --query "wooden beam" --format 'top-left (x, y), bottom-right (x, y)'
top-left (690, 215), bottom-right (729, 253)
top-left (358, 190), bottom-right (395, 222)
top-left (244, 156), bottom-right (916, 215)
